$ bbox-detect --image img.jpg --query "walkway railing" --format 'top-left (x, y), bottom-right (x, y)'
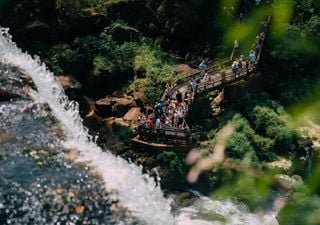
top-left (137, 16), bottom-right (271, 147)
top-left (138, 126), bottom-right (191, 146)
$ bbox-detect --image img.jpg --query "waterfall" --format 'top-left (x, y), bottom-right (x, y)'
top-left (0, 27), bottom-right (280, 225)
top-left (0, 27), bottom-right (174, 225)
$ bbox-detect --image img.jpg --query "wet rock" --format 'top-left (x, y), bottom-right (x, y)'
top-left (95, 98), bottom-right (113, 118)
top-left (275, 174), bottom-right (303, 190)
top-left (84, 111), bottom-right (104, 131)
top-left (174, 192), bottom-right (196, 208)
top-left (95, 96), bottom-right (135, 118)
top-left (98, 133), bottom-right (127, 154)
top-left (0, 87), bottom-right (20, 101)
top-left (66, 150), bottom-right (79, 161)
top-left (267, 158), bottom-right (292, 172)
top-left (25, 149), bottom-right (51, 166)
top-left (56, 75), bottom-right (78, 89)
top-left (50, 124), bottom-right (65, 139)
top-left (112, 97), bottom-right (135, 117)
top-left (103, 117), bottom-right (116, 132)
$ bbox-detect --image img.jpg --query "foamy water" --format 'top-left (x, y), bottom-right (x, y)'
top-left (174, 194), bottom-right (278, 225)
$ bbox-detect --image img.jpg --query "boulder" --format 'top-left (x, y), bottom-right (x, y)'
top-left (83, 96), bottom-right (96, 116)
top-left (114, 118), bottom-right (129, 127)
top-left (95, 95), bottom-right (137, 118)
top-left (275, 174), bottom-right (303, 190)
top-left (112, 97), bottom-right (134, 106)
top-left (123, 107), bottom-right (141, 121)
top-left (267, 158), bottom-right (292, 172)
top-left (56, 75), bottom-right (77, 89)
top-left (112, 97), bottom-right (135, 117)
top-left (176, 64), bottom-right (198, 75)
top-left (132, 91), bottom-right (148, 108)
top-left (123, 107), bottom-right (142, 129)
top-left (95, 97), bottom-right (113, 118)
top-left (83, 112), bottom-right (104, 130)
top-left (103, 117), bottom-right (115, 132)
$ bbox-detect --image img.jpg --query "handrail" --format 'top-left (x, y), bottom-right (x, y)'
top-left (171, 57), bottom-right (231, 87)
top-left (138, 126), bottom-right (191, 142)
top-left (137, 16), bottom-right (271, 146)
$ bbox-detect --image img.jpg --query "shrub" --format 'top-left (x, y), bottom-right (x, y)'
top-left (229, 114), bottom-right (276, 161)
top-left (226, 132), bottom-right (256, 160)
top-left (266, 125), bottom-right (294, 150)
top-left (129, 40), bottom-right (181, 102)
top-left (251, 106), bottom-right (284, 131)
top-left (157, 151), bottom-right (187, 177)
top-left (251, 106), bottom-right (295, 152)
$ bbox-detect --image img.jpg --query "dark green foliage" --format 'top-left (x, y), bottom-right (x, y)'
top-left (37, 23), bottom-right (180, 100)
top-left (231, 114), bottom-right (275, 161)
top-left (226, 132), bottom-right (255, 159)
top-left (128, 40), bottom-right (180, 103)
top-left (266, 125), bottom-right (294, 149)
top-left (212, 166), bottom-right (276, 210)
top-left (213, 92), bottom-right (298, 163)
top-left (111, 123), bottom-right (132, 146)
top-left (278, 192), bottom-right (320, 225)
top-left (157, 151), bottom-right (187, 177)
top-left (251, 106), bottom-right (295, 151)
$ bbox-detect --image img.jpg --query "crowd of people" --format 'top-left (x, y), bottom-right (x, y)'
top-left (231, 30), bottom-right (265, 79)
top-left (137, 23), bottom-right (267, 133)
top-left (138, 84), bottom-right (191, 131)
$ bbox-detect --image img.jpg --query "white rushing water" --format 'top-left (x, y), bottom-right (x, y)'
top-left (0, 27), bottom-right (279, 225)
top-left (174, 193), bottom-right (279, 225)
top-left (0, 28), bottom-right (174, 225)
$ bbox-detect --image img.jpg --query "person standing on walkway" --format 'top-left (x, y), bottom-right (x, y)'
top-left (232, 60), bottom-right (239, 78)
top-left (203, 72), bottom-right (210, 82)
top-left (248, 50), bottom-right (256, 71)
top-left (242, 60), bottom-right (247, 74)
top-left (188, 79), bottom-right (194, 93)
top-left (199, 60), bottom-right (207, 77)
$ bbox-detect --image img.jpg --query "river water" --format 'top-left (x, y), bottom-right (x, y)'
top-left (0, 27), bottom-right (278, 225)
